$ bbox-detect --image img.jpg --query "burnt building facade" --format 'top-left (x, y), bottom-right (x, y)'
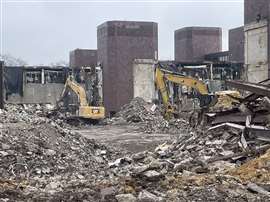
top-left (174, 27), bottom-right (222, 62)
top-left (229, 26), bottom-right (244, 63)
top-left (204, 51), bottom-right (230, 63)
top-left (4, 66), bottom-right (69, 104)
top-left (69, 49), bottom-right (97, 69)
top-left (97, 21), bottom-right (158, 115)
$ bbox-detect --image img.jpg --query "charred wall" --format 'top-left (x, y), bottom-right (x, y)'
top-left (5, 66), bottom-right (69, 104)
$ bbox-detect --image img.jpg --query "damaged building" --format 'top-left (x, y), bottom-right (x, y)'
top-left (2, 1), bottom-right (270, 201)
top-left (4, 66), bottom-right (69, 104)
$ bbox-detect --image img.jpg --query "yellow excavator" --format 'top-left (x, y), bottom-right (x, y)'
top-left (155, 64), bottom-right (240, 120)
top-left (57, 75), bottom-right (105, 120)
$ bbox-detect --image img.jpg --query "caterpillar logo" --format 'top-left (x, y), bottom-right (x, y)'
top-left (92, 109), bottom-right (100, 114)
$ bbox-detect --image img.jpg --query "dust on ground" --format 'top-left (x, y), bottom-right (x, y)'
top-left (75, 124), bottom-right (178, 153)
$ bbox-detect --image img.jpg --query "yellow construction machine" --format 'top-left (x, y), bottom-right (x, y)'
top-left (155, 64), bottom-right (240, 120)
top-left (57, 75), bottom-right (105, 120)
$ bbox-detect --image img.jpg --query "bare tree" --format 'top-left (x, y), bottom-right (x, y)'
top-left (0, 54), bottom-right (27, 66)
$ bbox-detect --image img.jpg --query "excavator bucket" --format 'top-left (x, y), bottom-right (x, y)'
top-left (199, 94), bottom-right (218, 108)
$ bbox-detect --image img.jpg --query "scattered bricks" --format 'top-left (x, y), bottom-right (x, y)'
top-left (104, 97), bottom-right (190, 134)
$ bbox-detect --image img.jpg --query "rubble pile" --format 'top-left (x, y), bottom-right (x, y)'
top-left (229, 148), bottom-right (270, 184)
top-left (108, 123), bottom-right (270, 177)
top-left (209, 95), bottom-right (270, 132)
top-left (106, 97), bottom-right (191, 134)
top-left (101, 122), bottom-right (270, 201)
top-left (0, 105), bottom-right (121, 201)
top-left (2, 104), bottom-right (93, 128)
top-left (0, 123), bottom-right (109, 179)
top-left (115, 97), bottom-right (164, 123)
top-left (1, 95), bottom-right (270, 200)
top-left (0, 104), bottom-right (51, 124)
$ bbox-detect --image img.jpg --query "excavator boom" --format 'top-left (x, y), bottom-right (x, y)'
top-left (155, 65), bottom-right (218, 119)
top-left (58, 76), bottom-right (105, 120)
top-left (61, 76), bottom-right (89, 106)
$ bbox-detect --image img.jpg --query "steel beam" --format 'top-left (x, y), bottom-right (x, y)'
top-left (242, 79), bottom-right (270, 102)
top-left (226, 80), bottom-right (270, 98)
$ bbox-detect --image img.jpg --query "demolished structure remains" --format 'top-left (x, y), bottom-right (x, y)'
top-left (2, 0), bottom-right (270, 201)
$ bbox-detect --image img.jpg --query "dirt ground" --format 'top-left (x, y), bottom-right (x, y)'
top-left (75, 124), bottom-right (178, 153)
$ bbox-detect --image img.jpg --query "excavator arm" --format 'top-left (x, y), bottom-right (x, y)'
top-left (155, 66), bottom-right (217, 119)
top-left (60, 76), bottom-right (88, 106)
top-left (58, 75), bottom-right (105, 120)
top-left (155, 67), bottom-right (174, 119)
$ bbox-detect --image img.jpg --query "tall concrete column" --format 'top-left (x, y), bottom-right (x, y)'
top-left (41, 68), bottom-right (45, 84)
top-left (0, 61), bottom-right (4, 109)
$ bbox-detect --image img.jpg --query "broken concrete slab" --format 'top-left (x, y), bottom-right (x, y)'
top-left (138, 190), bottom-right (164, 202)
top-left (143, 170), bottom-right (162, 180)
top-left (116, 194), bottom-right (137, 202)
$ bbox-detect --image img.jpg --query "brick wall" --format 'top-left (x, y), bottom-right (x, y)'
top-left (97, 21), bottom-right (158, 115)
top-left (69, 49), bottom-right (97, 69)
top-left (174, 27), bottom-right (222, 62)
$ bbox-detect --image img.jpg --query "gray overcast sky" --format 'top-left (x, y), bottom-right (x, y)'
top-left (2, 0), bottom-right (244, 65)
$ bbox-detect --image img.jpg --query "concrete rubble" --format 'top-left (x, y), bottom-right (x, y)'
top-left (1, 97), bottom-right (270, 201)
top-left (104, 97), bottom-right (191, 134)
top-left (0, 104), bottom-right (120, 201)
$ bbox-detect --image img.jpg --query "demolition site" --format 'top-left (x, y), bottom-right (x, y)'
top-left (1, 0), bottom-right (270, 201)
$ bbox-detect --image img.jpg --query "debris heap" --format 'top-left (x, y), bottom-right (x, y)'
top-left (104, 120), bottom-right (270, 201)
top-left (0, 123), bottom-right (109, 179)
top-left (0, 105), bottom-right (118, 201)
top-left (105, 97), bottom-right (191, 134)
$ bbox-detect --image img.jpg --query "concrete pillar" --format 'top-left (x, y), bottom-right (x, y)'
top-left (41, 68), bottom-right (45, 84)
top-left (0, 61), bottom-right (4, 109)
